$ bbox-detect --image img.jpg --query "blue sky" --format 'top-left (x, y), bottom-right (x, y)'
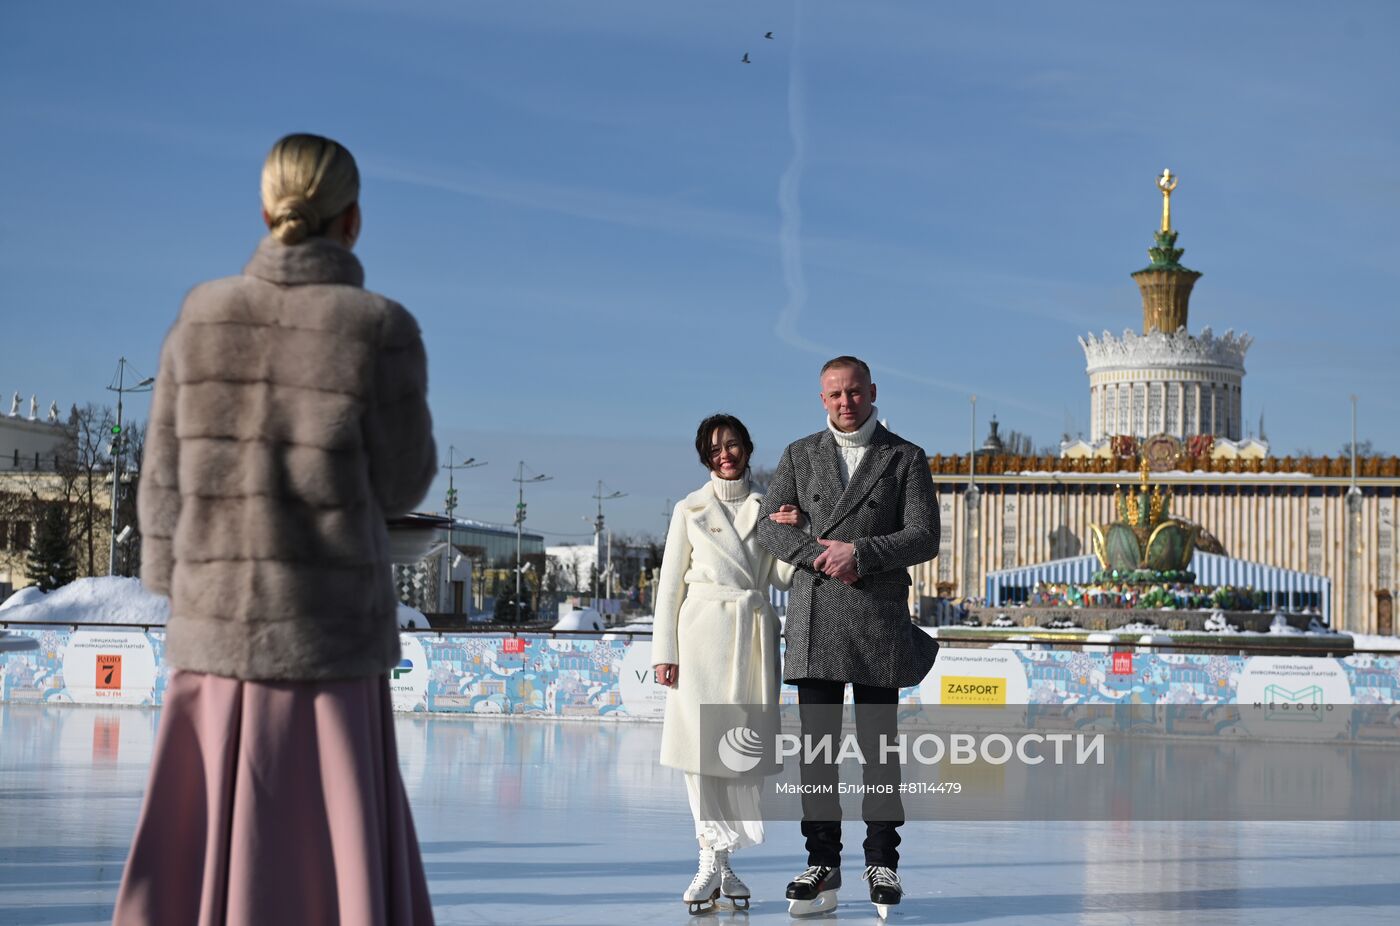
top-left (3, 0), bottom-right (1397, 540)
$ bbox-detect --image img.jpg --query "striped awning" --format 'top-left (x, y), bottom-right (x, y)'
top-left (984, 552), bottom-right (1332, 620)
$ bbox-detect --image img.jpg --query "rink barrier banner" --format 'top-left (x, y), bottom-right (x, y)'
top-left (3, 628), bottom-right (1400, 723)
top-left (696, 704), bottom-right (1400, 821)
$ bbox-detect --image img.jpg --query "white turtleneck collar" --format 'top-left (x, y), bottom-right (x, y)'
top-left (828, 406), bottom-right (879, 448)
top-left (710, 470), bottom-right (751, 503)
top-left (827, 407), bottom-right (879, 487)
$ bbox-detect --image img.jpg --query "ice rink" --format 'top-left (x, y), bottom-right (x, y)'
top-left (3, 702), bottom-right (1400, 926)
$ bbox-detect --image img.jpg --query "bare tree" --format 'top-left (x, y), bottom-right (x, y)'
top-left (0, 475), bottom-right (43, 585)
top-left (0, 404), bottom-right (127, 584)
top-left (1340, 440), bottom-right (1385, 458)
top-left (749, 464), bottom-right (776, 496)
top-left (1002, 429), bottom-right (1037, 457)
top-left (115, 420), bottom-right (146, 577)
top-left (54, 404), bottom-right (117, 576)
top-left (546, 545), bottom-right (588, 595)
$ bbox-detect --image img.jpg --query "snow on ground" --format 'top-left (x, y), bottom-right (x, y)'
top-left (0, 586), bottom-right (46, 612)
top-left (553, 608), bottom-right (604, 632)
top-left (0, 580), bottom-right (425, 630)
top-left (396, 604), bottom-right (426, 629)
top-left (1348, 633), bottom-right (1400, 651)
top-left (0, 577), bottom-right (168, 625)
top-left (601, 615), bottom-right (654, 642)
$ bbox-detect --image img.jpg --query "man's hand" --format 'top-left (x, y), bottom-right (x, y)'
top-left (655, 664), bottom-right (679, 688)
top-left (813, 538), bottom-right (858, 584)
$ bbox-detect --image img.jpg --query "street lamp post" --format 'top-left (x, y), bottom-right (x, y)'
top-left (1345, 396), bottom-right (1363, 630)
top-left (605, 530), bottom-right (614, 599)
top-left (592, 480), bottom-right (625, 606)
top-left (442, 447), bottom-right (486, 614)
top-left (963, 394), bottom-right (981, 604)
top-left (514, 462), bottom-right (551, 623)
top-left (106, 358), bottom-right (154, 576)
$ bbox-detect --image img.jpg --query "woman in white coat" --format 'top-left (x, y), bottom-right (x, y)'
top-left (652, 414), bottom-right (803, 914)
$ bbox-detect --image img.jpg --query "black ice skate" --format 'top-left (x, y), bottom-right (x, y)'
top-left (785, 864), bottom-right (840, 916)
top-left (862, 865), bottom-right (902, 920)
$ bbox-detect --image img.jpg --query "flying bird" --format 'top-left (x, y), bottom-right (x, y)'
top-left (741, 52), bottom-right (750, 63)
top-left (764, 31), bottom-right (774, 39)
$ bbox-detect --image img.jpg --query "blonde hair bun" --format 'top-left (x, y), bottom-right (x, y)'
top-left (260, 134), bottom-right (360, 245)
top-left (268, 195), bottom-right (318, 245)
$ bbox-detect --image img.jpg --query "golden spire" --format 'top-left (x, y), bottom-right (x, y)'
top-left (1157, 168), bottom-right (1178, 232)
top-left (1139, 454), bottom-right (1151, 488)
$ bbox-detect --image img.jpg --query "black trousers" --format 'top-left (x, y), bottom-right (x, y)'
top-left (793, 679), bottom-right (904, 869)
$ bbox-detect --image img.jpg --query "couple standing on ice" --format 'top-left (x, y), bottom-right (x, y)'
top-left (652, 355), bottom-right (942, 918)
top-left (109, 128), bottom-right (937, 924)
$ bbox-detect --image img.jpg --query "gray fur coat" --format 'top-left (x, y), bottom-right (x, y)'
top-left (138, 235), bottom-right (436, 681)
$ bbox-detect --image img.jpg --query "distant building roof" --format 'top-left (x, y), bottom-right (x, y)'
top-left (931, 452), bottom-right (1400, 484)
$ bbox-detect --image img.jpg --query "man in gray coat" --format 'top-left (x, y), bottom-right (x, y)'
top-left (757, 355), bottom-right (939, 914)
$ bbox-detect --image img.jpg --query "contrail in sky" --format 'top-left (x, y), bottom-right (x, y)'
top-left (773, 2), bottom-right (822, 355)
top-left (769, 3), bottom-right (1053, 421)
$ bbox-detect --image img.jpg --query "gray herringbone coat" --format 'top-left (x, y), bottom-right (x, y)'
top-left (756, 424), bottom-right (940, 688)
top-left (138, 235), bottom-right (436, 681)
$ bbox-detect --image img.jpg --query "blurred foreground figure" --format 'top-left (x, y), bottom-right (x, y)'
top-left (113, 133), bottom-right (437, 926)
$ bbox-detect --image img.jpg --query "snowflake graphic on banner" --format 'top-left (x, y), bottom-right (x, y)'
top-left (463, 639), bottom-right (492, 661)
top-left (1203, 656), bottom-right (1233, 688)
top-left (589, 643), bottom-right (618, 671)
top-left (1066, 652), bottom-right (1096, 683)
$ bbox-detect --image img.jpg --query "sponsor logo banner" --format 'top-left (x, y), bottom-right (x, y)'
top-left (617, 640), bottom-right (667, 721)
top-left (1235, 657), bottom-right (1352, 738)
top-left (388, 634), bottom-right (429, 712)
top-left (941, 676), bottom-right (1007, 705)
top-left (60, 631), bottom-right (157, 705)
top-left (921, 649), bottom-right (1029, 705)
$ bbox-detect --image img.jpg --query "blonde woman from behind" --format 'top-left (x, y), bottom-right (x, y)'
top-left (113, 134), bottom-right (437, 926)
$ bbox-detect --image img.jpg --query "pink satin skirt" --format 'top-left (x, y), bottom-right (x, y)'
top-left (112, 669), bottom-right (434, 925)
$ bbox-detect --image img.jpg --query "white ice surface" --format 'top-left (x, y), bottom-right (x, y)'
top-left (2, 704), bottom-right (1400, 925)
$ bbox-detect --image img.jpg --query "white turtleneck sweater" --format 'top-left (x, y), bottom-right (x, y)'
top-left (828, 406), bottom-right (879, 487)
top-left (710, 471), bottom-right (751, 526)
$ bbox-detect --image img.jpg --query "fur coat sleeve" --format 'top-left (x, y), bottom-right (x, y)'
top-left (137, 326), bottom-right (182, 597)
top-left (363, 303), bottom-right (436, 518)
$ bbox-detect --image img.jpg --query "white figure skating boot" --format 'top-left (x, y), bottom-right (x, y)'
top-left (862, 865), bottom-right (902, 920)
top-left (683, 847), bottom-right (721, 915)
top-left (714, 848), bottom-right (750, 910)
top-left (785, 864), bottom-right (840, 916)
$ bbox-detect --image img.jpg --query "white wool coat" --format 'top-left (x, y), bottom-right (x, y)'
top-left (652, 482), bottom-right (794, 775)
